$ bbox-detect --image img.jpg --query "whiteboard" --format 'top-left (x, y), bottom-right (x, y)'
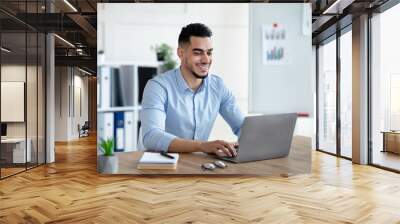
top-left (1, 82), bottom-right (25, 122)
top-left (249, 4), bottom-right (313, 115)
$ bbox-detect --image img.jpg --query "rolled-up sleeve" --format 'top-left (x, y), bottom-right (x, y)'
top-left (219, 81), bottom-right (245, 137)
top-left (140, 80), bottom-right (177, 152)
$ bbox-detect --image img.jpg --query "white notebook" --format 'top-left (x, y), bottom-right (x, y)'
top-left (138, 152), bottom-right (179, 164)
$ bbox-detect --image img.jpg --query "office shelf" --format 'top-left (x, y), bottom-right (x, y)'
top-left (98, 106), bottom-right (142, 113)
top-left (97, 65), bottom-right (157, 153)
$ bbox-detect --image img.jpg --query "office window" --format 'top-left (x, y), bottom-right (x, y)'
top-left (38, 31), bottom-right (46, 165)
top-left (318, 37), bottom-right (337, 154)
top-left (27, 30), bottom-right (38, 169)
top-left (1, 26), bottom-right (28, 178)
top-left (340, 29), bottom-right (352, 158)
top-left (371, 3), bottom-right (400, 171)
top-left (0, 1), bottom-right (46, 179)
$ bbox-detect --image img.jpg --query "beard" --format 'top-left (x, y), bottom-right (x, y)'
top-left (188, 64), bottom-right (209, 80)
top-left (190, 70), bottom-right (208, 79)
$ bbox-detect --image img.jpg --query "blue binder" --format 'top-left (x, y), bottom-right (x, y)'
top-left (114, 112), bottom-right (125, 152)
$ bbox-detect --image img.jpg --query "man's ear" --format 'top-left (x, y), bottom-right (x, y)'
top-left (177, 47), bottom-right (183, 59)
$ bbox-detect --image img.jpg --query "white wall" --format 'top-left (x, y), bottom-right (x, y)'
top-left (55, 67), bottom-right (89, 141)
top-left (73, 73), bottom-right (89, 137)
top-left (249, 4), bottom-right (313, 115)
top-left (55, 67), bottom-right (68, 141)
top-left (1, 65), bottom-right (38, 138)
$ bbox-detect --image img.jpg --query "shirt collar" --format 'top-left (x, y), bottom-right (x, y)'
top-left (175, 67), bottom-right (209, 93)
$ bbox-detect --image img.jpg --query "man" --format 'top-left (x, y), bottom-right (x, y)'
top-left (141, 23), bottom-right (244, 157)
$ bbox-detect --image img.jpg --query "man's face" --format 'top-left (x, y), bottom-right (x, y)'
top-left (178, 36), bottom-right (213, 79)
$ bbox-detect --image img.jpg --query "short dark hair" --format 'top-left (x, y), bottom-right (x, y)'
top-left (178, 23), bottom-right (212, 46)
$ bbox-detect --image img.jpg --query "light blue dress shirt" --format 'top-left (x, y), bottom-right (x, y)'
top-left (140, 68), bottom-right (244, 152)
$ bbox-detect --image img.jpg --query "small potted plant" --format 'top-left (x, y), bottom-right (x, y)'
top-left (154, 43), bottom-right (173, 61)
top-left (152, 43), bottom-right (177, 73)
top-left (98, 138), bottom-right (118, 173)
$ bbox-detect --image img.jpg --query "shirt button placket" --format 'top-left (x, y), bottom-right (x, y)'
top-left (192, 92), bottom-right (197, 140)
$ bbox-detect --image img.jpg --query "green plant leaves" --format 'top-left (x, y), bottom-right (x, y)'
top-left (100, 138), bottom-right (114, 156)
top-left (153, 43), bottom-right (178, 71)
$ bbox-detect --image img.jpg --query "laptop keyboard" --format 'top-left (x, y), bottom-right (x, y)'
top-left (222, 147), bottom-right (239, 159)
top-left (233, 146), bottom-right (240, 156)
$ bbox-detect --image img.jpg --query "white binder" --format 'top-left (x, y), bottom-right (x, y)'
top-left (100, 67), bottom-right (111, 108)
top-left (124, 111), bottom-right (136, 151)
top-left (103, 112), bottom-right (114, 140)
top-left (115, 128), bottom-right (124, 150)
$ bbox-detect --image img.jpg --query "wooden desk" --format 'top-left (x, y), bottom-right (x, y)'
top-left (1, 138), bottom-right (31, 164)
top-left (381, 131), bottom-right (400, 154)
top-left (101, 136), bottom-right (311, 176)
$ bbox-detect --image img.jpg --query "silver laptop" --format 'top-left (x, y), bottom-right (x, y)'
top-left (221, 113), bottom-right (297, 163)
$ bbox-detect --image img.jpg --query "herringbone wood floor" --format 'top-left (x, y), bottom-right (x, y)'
top-left (1, 134), bottom-right (400, 223)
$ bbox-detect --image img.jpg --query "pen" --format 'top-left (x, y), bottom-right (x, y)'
top-left (160, 151), bottom-right (175, 159)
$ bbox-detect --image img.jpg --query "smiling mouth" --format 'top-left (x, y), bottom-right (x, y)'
top-left (198, 64), bottom-right (209, 72)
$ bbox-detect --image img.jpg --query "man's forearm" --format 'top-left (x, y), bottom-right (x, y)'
top-left (168, 138), bottom-right (203, 153)
top-left (168, 138), bottom-right (237, 157)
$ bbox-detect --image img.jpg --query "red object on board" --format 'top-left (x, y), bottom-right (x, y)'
top-left (297, 112), bottom-right (309, 117)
